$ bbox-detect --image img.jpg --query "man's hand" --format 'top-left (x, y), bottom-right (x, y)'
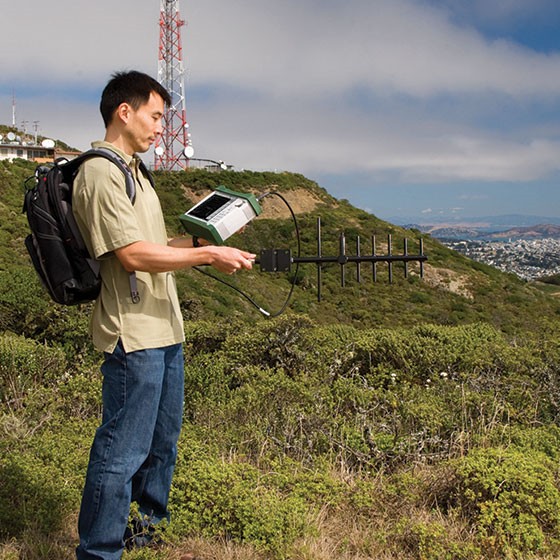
top-left (115, 239), bottom-right (255, 275)
top-left (209, 246), bottom-right (255, 275)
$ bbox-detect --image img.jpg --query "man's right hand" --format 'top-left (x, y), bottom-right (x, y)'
top-left (208, 246), bottom-right (256, 275)
top-left (115, 240), bottom-right (255, 275)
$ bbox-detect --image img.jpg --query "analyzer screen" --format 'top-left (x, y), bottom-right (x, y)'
top-left (188, 193), bottom-right (231, 220)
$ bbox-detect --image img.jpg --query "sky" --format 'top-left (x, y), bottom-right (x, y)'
top-left (2, 0), bottom-right (560, 223)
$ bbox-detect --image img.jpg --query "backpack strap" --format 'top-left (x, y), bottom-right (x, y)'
top-left (66, 148), bottom-right (155, 304)
top-left (79, 147), bottom-right (137, 200)
top-left (138, 159), bottom-right (156, 190)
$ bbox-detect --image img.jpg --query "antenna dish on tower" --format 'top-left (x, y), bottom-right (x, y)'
top-left (41, 139), bottom-right (55, 148)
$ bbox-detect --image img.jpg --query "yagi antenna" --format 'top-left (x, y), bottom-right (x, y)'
top-left (257, 217), bottom-right (427, 302)
top-left (181, 187), bottom-right (428, 315)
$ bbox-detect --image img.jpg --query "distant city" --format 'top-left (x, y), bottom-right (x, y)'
top-left (442, 238), bottom-right (560, 281)
top-left (398, 215), bottom-right (560, 281)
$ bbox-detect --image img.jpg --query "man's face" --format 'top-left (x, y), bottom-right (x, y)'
top-left (124, 92), bottom-right (165, 154)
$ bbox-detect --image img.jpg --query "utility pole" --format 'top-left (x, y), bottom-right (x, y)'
top-left (33, 121), bottom-right (40, 145)
top-left (154, 0), bottom-right (193, 170)
top-left (11, 90), bottom-right (16, 128)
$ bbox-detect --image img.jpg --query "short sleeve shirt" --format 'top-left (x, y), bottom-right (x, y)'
top-left (72, 141), bottom-right (184, 353)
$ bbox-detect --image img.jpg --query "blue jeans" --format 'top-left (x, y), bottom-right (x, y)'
top-left (76, 341), bottom-right (184, 560)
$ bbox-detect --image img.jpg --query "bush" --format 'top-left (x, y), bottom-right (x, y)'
top-left (395, 518), bottom-right (480, 560)
top-left (456, 446), bottom-right (560, 557)
top-left (0, 333), bottom-right (66, 411)
top-left (0, 267), bottom-right (51, 335)
top-left (181, 319), bottom-right (560, 472)
top-left (0, 448), bottom-right (77, 538)
top-left (0, 267), bottom-right (95, 363)
top-left (170, 439), bottom-right (315, 558)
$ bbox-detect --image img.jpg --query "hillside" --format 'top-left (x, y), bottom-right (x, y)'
top-left (131, 170), bottom-right (560, 330)
top-left (0, 123), bottom-right (78, 153)
top-left (3, 158), bottom-right (560, 560)
top-left (2, 157), bottom-right (559, 334)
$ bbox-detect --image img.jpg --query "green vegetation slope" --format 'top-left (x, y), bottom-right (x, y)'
top-left (2, 157), bottom-right (560, 559)
top-left (4, 157), bottom-right (558, 334)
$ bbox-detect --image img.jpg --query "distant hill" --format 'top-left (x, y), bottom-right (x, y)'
top-left (393, 213), bottom-right (560, 231)
top-left (418, 223), bottom-right (560, 241)
top-left (485, 223), bottom-right (560, 240)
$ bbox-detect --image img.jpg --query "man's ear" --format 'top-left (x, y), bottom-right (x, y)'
top-left (115, 102), bottom-right (131, 124)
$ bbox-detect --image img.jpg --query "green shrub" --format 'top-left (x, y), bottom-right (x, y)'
top-left (170, 439), bottom-right (312, 558)
top-left (350, 322), bottom-right (510, 384)
top-left (0, 449), bottom-right (76, 538)
top-left (395, 518), bottom-right (480, 560)
top-left (181, 319), bottom-right (560, 472)
top-left (483, 425), bottom-right (560, 463)
top-left (0, 416), bottom-right (94, 541)
top-left (0, 267), bottom-right (51, 335)
top-left (0, 333), bottom-right (66, 411)
top-left (0, 267), bottom-right (95, 362)
top-left (218, 314), bottom-right (316, 375)
top-left (456, 446), bottom-right (560, 557)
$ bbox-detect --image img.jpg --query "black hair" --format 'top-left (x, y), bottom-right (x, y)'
top-left (99, 70), bottom-right (172, 127)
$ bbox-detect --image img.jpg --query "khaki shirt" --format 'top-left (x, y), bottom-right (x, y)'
top-left (73, 141), bottom-right (184, 353)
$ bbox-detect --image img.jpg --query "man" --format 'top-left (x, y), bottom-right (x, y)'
top-left (73, 70), bottom-right (255, 559)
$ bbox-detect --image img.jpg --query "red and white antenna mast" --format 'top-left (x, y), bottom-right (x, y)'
top-left (154, 0), bottom-right (194, 170)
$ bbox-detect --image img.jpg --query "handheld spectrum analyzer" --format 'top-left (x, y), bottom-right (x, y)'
top-left (179, 186), bottom-right (262, 245)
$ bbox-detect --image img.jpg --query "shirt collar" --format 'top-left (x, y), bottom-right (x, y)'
top-left (90, 140), bottom-right (138, 168)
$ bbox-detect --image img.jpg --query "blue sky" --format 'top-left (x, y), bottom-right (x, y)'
top-left (2, 0), bottom-right (560, 222)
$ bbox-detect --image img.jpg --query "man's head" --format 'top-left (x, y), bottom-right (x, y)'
top-left (100, 70), bottom-right (171, 155)
top-left (100, 70), bottom-right (171, 128)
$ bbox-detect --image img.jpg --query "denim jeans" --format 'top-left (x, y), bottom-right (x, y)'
top-left (76, 341), bottom-right (184, 560)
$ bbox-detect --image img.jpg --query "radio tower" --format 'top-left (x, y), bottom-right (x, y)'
top-left (154, 0), bottom-right (193, 170)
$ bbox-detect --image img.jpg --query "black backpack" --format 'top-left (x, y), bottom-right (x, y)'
top-left (23, 147), bottom-right (153, 305)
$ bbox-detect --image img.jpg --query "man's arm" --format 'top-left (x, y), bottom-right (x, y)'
top-left (114, 240), bottom-right (255, 275)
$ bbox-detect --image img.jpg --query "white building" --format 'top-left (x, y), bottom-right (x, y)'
top-left (0, 133), bottom-right (80, 163)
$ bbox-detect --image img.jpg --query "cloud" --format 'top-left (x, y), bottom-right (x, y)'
top-left (186, 0), bottom-right (560, 98)
top-left (188, 92), bottom-right (560, 183)
top-left (459, 193), bottom-right (489, 201)
top-left (2, 0), bottom-right (560, 193)
top-left (2, 1), bottom-right (159, 88)
top-left (5, 0), bottom-right (560, 99)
